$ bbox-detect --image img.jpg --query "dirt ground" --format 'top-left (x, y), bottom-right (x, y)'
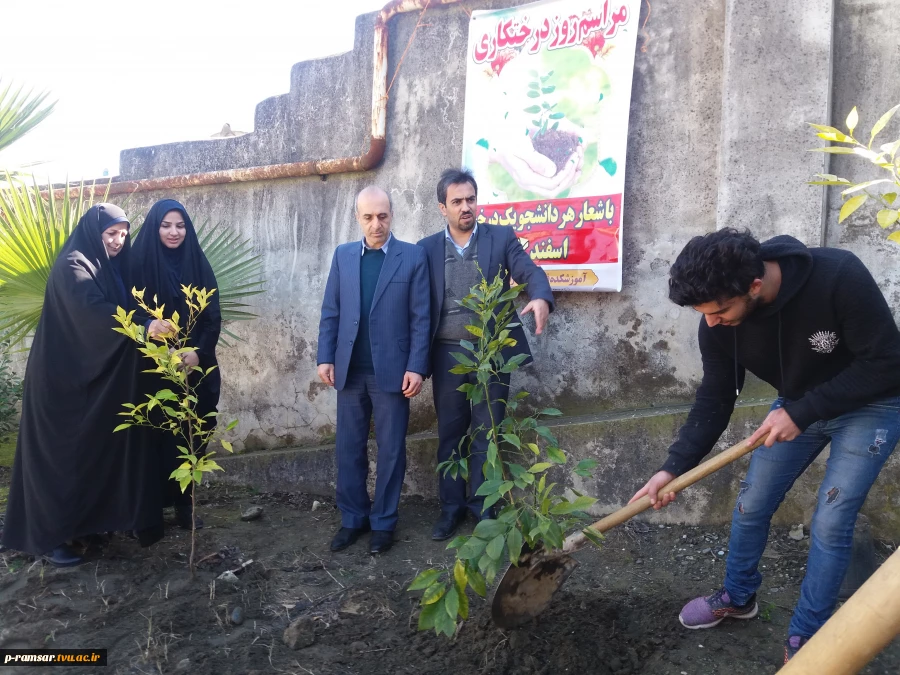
top-left (1, 483), bottom-right (899, 675)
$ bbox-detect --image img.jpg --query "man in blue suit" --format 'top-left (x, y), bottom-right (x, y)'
top-left (317, 186), bottom-right (430, 554)
top-left (418, 168), bottom-right (555, 541)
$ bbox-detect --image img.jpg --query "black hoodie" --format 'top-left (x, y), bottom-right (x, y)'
top-left (661, 235), bottom-right (900, 476)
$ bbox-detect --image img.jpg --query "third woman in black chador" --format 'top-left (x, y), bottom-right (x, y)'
top-left (131, 199), bottom-right (221, 530)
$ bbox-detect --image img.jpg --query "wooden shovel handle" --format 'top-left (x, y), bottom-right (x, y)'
top-left (562, 434), bottom-right (767, 554)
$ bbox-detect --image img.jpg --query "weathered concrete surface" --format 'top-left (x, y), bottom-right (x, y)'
top-left (716, 0), bottom-right (833, 245)
top-left (114, 0), bottom-right (900, 533)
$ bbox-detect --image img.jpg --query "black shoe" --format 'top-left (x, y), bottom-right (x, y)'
top-left (432, 512), bottom-right (466, 541)
top-left (330, 524), bottom-right (370, 552)
top-left (43, 544), bottom-right (84, 568)
top-left (369, 530), bottom-right (394, 554)
top-left (175, 506), bottom-right (204, 530)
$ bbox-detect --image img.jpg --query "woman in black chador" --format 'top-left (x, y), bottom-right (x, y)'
top-left (1, 204), bottom-right (165, 566)
top-left (131, 199), bottom-right (221, 530)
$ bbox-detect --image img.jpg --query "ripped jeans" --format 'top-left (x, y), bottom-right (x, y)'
top-left (724, 396), bottom-right (900, 638)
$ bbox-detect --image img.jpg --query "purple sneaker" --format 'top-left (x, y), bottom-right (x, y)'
top-left (678, 587), bottom-right (758, 629)
top-left (784, 635), bottom-right (809, 664)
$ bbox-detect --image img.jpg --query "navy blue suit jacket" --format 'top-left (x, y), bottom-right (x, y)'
top-left (317, 237), bottom-right (431, 392)
top-left (417, 223), bottom-right (554, 378)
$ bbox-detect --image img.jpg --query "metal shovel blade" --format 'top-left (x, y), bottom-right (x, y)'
top-left (491, 550), bottom-right (579, 629)
top-left (489, 434), bottom-right (766, 629)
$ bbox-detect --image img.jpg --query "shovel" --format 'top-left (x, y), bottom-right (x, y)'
top-left (491, 434), bottom-right (768, 629)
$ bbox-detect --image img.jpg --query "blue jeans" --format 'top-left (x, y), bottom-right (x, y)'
top-left (724, 396), bottom-right (900, 638)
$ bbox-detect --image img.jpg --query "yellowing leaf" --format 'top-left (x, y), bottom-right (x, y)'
top-left (846, 106), bottom-right (859, 135)
top-left (888, 231), bottom-right (900, 245)
top-left (839, 194), bottom-right (868, 223)
top-left (870, 104), bottom-right (900, 147)
top-left (877, 209), bottom-right (899, 229)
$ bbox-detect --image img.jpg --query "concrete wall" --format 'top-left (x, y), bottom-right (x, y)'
top-left (114, 0), bottom-right (900, 533)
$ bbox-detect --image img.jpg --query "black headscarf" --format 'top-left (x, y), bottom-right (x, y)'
top-left (1, 204), bottom-right (164, 555)
top-left (131, 199), bottom-right (221, 361)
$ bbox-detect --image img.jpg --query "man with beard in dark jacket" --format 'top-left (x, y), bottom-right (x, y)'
top-left (629, 228), bottom-right (900, 664)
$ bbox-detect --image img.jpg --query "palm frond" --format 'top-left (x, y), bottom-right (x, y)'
top-left (195, 219), bottom-right (265, 324)
top-left (0, 174), bottom-right (99, 347)
top-left (0, 81), bottom-right (56, 156)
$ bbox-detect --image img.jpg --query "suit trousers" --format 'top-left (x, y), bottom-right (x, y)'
top-left (432, 342), bottom-right (511, 519)
top-left (335, 369), bottom-right (409, 531)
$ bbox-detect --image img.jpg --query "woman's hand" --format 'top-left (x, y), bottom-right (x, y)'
top-left (147, 319), bottom-right (174, 340)
top-left (179, 350), bottom-right (200, 372)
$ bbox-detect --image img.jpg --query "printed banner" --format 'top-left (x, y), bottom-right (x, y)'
top-left (462, 0), bottom-right (640, 291)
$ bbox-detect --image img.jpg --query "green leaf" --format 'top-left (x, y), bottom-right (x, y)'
top-left (529, 462), bottom-right (553, 473)
top-left (877, 209), bottom-right (899, 229)
top-left (550, 495), bottom-right (597, 515)
top-left (523, 105), bottom-right (541, 114)
top-left (846, 106), bottom-right (859, 135)
top-left (501, 433), bottom-right (521, 449)
top-left (473, 518), bottom-right (508, 539)
top-left (113, 423), bottom-right (131, 432)
top-left (475, 479), bottom-right (504, 497)
top-left (582, 527), bottom-right (605, 548)
top-left (839, 194), bottom-right (869, 223)
top-left (542, 86), bottom-right (556, 94)
top-left (457, 536), bottom-right (488, 560)
top-left (476, 138), bottom-right (489, 149)
top-left (422, 582), bottom-right (447, 605)
top-left (528, 81), bottom-right (540, 90)
top-left (482, 491), bottom-right (504, 510)
top-left (444, 581), bottom-right (459, 618)
top-left (535, 426), bottom-right (558, 445)
top-left (507, 527), bottom-right (524, 563)
top-left (408, 568), bottom-right (443, 591)
top-left (220, 440), bottom-right (233, 453)
top-left (527, 91), bottom-right (540, 98)
top-left (546, 446), bottom-right (566, 464)
top-left (434, 596), bottom-right (456, 637)
top-left (418, 601), bottom-right (441, 630)
top-left (870, 104), bottom-right (900, 146)
top-left (548, 112), bottom-right (564, 119)
top-left (541, 408), bottom-right (563, 417)
top-left (486, 534), bottom-right (505, 560)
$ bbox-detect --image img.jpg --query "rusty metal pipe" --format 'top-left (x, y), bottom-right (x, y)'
top-left (54, 0), bottom-right (461, 199)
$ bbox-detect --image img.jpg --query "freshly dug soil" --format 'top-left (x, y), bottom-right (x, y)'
top-left (531, 129), bottom-right (579, 174)
top-left (1, 484), bottom-right (898, 674)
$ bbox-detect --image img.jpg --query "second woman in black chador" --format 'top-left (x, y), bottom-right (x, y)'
top-left (130, 199), bottom-right (221, 530)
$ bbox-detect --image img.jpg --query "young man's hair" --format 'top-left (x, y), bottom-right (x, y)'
top-left (668, 228), bottom-right (765, 306)
top-left (437, 168), bottom-right (478, 205)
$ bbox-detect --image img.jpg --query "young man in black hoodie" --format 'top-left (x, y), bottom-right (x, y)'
top-left (629, 228), bottom-right (900, 663)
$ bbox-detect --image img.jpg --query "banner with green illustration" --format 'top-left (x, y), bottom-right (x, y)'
top-left (462, 0), bottom-right (639, 291)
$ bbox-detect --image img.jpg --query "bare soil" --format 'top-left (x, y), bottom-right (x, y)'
top-left (1, 484), bottom-right (898, 675)
top-left (531, 129), bottom-right (579, 174)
